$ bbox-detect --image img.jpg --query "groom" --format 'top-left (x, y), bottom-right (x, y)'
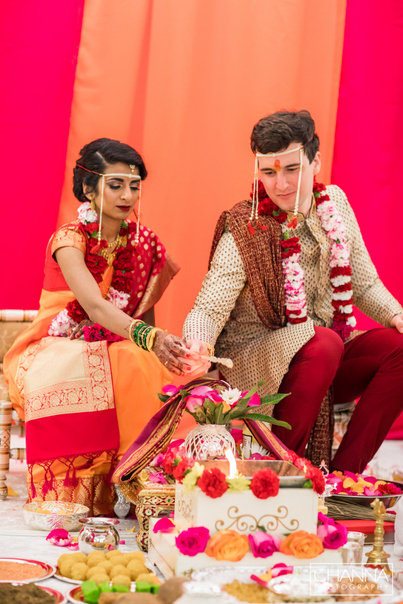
top-left (183, 109), bottom-right (403, 473)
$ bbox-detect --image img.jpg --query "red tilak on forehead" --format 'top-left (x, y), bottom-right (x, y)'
top-left (273, 159), bottom-right (281, 171)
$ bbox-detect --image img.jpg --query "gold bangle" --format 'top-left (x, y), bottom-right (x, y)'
top-left (147, 327), bottom-right (163, 351)
top-left (129, 319), bottom-right (144, 342)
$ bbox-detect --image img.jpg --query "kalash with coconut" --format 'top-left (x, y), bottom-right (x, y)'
top-left (131, 380), bottom-right (347, 577)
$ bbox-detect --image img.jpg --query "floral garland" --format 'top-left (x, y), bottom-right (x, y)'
top-left (153, 513), bottom-right (347, 560)
top-left (48, 202), bottom-right (137, 343)
top-left (255, 181), bottom-right (356, 341)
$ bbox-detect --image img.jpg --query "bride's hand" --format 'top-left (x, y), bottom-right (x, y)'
top-left (183, 339), bottom-right (211, 377)
top-left (69, 320), bottom-right (94, 340)
top-left (152, 331), bottom-right (195, 376)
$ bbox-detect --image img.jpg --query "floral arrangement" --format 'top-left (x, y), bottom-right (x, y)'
top-left (141, 439), bottom-right (326, 495)
top-left (254, 180), bottom-right (356, 341)
top-left (327, 470), bottom-right (402, 496)
top-left (159, 382), bottom-right (291, 429)
top-left (153, 513), bottom-right (347, 561)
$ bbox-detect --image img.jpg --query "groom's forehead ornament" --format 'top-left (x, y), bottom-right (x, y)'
top-left (250, 143), bottom-right (305, 233)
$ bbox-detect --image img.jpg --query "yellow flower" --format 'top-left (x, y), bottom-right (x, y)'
top-left (227, 475), bottom-right (251, 492)
top-left (182, 462), bottom-right (204, 493)
top-left (221, 401), bottom-right (231, 414)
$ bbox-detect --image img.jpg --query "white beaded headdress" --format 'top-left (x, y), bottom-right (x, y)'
top-left (250, 144), bottom-right (304, 232)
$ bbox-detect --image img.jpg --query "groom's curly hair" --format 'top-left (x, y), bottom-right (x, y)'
top-left (251, 110), bottom-right (320, 163)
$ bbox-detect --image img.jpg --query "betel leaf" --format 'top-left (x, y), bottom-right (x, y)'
top-left (259, 392), bottom-right (290, 406)
top-left (158, 393), bottom-right (170, 403)
top-left (237, 413), bottom-right (292, 429)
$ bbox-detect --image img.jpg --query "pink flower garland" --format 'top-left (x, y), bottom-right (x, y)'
top-left (256, 181), bottom-right (356, 341)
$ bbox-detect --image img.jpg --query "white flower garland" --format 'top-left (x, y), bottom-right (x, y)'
top-left (281, 191), bottom-right (356, 336)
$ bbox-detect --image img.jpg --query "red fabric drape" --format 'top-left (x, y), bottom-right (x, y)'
top-left (332, 0), bottom-right (403, 437)
top-left (0, 1), bottom-right (84, 306)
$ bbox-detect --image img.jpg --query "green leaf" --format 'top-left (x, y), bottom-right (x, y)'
top-left (214, 402), bottom-right (225, 425)
top-left (227, 397), bottom-right (249, 420)
top-left (202, 399), bottom-right (216, 423)
top-left (259, 392), bottom-right (290, 406)
top-left (179, 389), bottom-right (191, 401)
top-left (237, 413), bottom-right (292, 429)
top-left (303, 479), bottom-right (312, 489)
top-left (241, 381), bottom-right (264, 402)
top-left (158, 393), bottom-right (170, 403)
top-left (193, 407), bottom-right (207, 423)
top-left (256, 525), bottom-right (267, 533)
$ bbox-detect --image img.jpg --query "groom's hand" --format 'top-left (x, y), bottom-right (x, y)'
top-left (391, 313), bottom-right (403, 333)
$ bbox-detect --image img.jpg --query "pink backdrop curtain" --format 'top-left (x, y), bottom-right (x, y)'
top-left (332, 0), bottom-right (403, 437)
top-left (0, 0), bottom-right (84, 305)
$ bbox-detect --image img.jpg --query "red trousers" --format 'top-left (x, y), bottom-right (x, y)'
top-left (271, 327), bottom-right (403, 473)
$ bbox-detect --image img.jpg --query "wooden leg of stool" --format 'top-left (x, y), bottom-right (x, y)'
top-left (0, 401), bottom-right (12, 501)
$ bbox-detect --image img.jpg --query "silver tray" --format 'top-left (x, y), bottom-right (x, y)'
top-left (327, 492), bottom-right (402, 510)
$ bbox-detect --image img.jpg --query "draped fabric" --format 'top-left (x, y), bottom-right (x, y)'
top-left (332, 0), bottom-right (403, 438)
top-left (0, 0), bottom-right (84, 307)
top-left (0, 0), bottom-right (346, 336)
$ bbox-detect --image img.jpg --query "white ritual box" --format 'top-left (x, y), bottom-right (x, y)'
top-left (174, 483), bottom-right (319, 538)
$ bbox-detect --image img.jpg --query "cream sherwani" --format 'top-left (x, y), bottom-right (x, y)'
top-left (183, 185), bottom-right (402, 395)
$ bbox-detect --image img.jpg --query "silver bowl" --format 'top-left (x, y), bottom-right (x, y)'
top-left (22, 501), bottom-right (90, 531)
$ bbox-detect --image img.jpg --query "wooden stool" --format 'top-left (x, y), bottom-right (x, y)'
top-left (120, 482), bottom-right (175, 552)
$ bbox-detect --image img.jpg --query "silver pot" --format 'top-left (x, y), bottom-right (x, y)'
top-left (78, 517), bottom-right (120, 554)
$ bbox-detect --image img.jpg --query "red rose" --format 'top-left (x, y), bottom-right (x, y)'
top-left (163, 450), bottom-right (178, 476)
top-left (250, 468), bottom-right (279, 499)
top-left (306, 466), bottom-right (325, 495)
top-left (66, 299), bottom-right (87, 323)
top-left (172, 457), bottom-right (195, 482)
top-left (378, 483), bottom-right (402, 495)
top-left (198, 468), bottom-right (228, 499)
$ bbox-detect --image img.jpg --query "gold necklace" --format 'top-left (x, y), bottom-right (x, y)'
top-left (99, 233), bottom-right (124, 266)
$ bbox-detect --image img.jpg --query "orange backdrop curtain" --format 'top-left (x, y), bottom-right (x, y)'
top-left (57, 0), bottom-right (346, 337)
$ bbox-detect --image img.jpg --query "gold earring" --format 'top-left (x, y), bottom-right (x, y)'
top-left (90, 198), bottom-right (96, 212)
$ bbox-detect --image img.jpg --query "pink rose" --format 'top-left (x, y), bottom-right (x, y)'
top-left (248, 530), bottom-right (280, 558)
top-left (175, 527), bottom-right (210, 557)
top-left (185, 385), bottom-right (213, 412)
top-left (248, 393), bottom-right (261, 407)
top-left (206, 390), bottom-right (223, 404)
top-left (317, 514), bottom-right (348, 549)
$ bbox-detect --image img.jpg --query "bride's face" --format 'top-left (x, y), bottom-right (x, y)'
top-left (89, 162), bottom-right (141, 221)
